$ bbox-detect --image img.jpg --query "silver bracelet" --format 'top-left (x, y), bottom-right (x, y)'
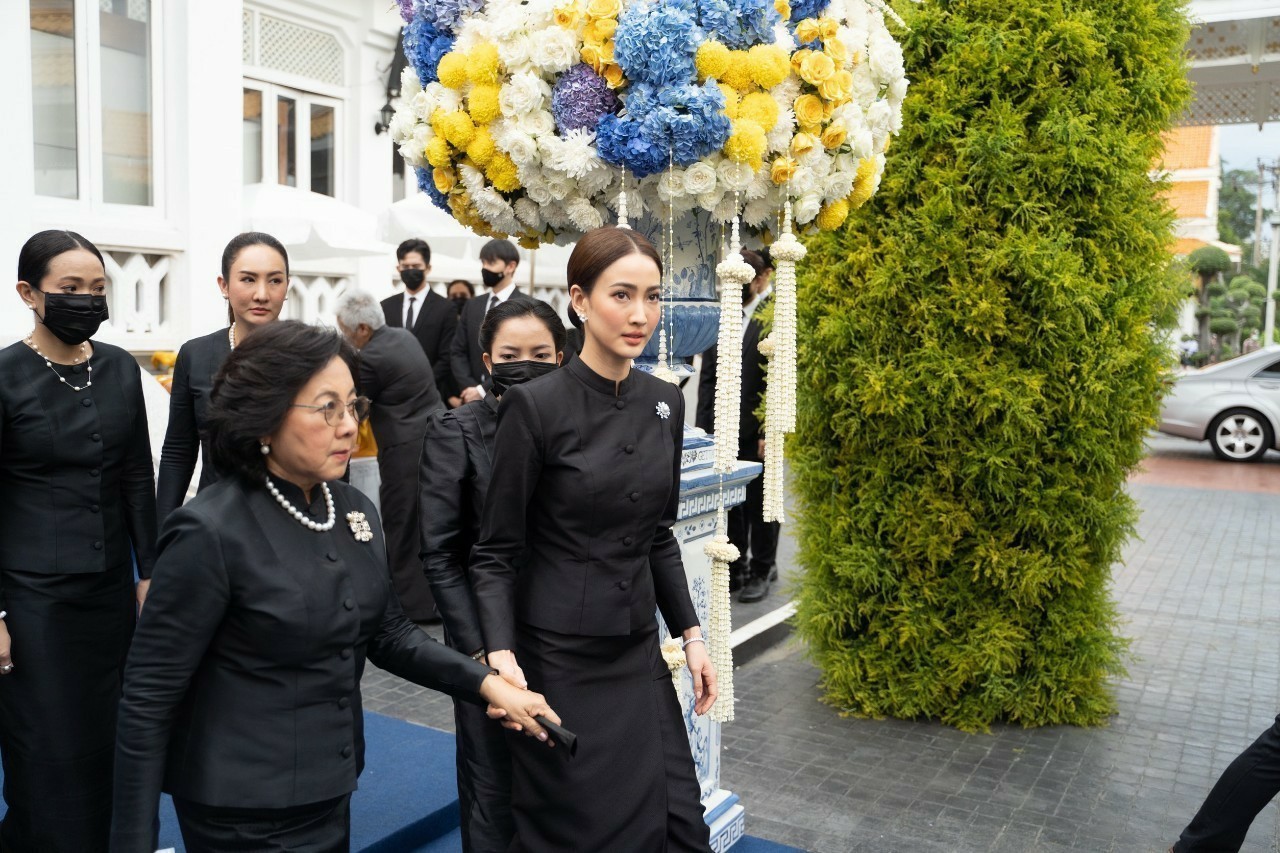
top-left (681, 636), bottom-right (705, 649)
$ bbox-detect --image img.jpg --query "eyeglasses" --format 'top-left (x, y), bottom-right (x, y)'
top-left (291, 397), bottom-right (372, 426)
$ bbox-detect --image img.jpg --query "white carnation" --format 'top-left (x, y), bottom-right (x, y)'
top-left (389, 109), bottom-right (417, 144)
top-left (428, 83), bottom-right (463, 114)
top-left (767, 107), bottom-right (797, 153)
top-left (683, 162), bottom-right (718, 196)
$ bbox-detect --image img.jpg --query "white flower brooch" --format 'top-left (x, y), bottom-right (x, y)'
top-left (347, 511), bottom-right (373, 543)
top-left (656, 401), bottom-right (671, 420)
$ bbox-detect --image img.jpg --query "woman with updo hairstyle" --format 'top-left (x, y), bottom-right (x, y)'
top-left (0, 230), bottom-right (158, 851)
top-left (470, 226), bottom-right (717, 852)
top-left (112, 321), bottom-right (561, 852)
top-left (155, 232), bottom-right (289, 522)
top-left (419, 298), bottom-right (567, 852)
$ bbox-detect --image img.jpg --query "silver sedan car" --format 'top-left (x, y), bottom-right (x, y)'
top-left (1159, 347), bottom-right (1280, 461)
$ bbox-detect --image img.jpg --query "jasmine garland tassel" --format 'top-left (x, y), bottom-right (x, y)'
top-left (711, 213), bottom-right (753, 474)
top-left (761, 201), bottom-right (804, 522)
top-left (703, 505), bottom-right (739, 722)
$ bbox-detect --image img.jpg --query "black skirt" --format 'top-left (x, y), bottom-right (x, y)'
top-left (0, 563), bottom-right (135, 853)
top-left (174, 794), bottom-right (350, 852)
top-left (509, 624), bottom-right (711, 853)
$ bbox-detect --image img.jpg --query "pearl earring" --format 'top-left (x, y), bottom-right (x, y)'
top-left (260, 444), bottom-right (270, 455)
top-left (577, 313), bottom-right (587, 323)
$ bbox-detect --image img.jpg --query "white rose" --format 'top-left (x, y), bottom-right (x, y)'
top-left (500, 73), bottom-right (547, 118)
top-left (398, 141), bottom-right (425, 168)
top-left (401, 66), bottom-right (422, 99)
top-left (850, 128), bottom-right (874, 160)
top-left (656, 169), bottom-right (684, 203)
top-left (499, 33), bottom-right (533, 70)
top-left (537, 29), bottom-right (579, 74)
top-left (696, 188), bottom-right (725, 212)
top-left (683, 162), bottom-right (717, 196)
top-left (851, 63), bottom-right (879, 105)
top-left (789, 165), bottom-right (816, 197)
top-left (868, 32), bottom-right (905, 86)
top-left (793, 191), bottom-right (822, 224)
top-left (546, 176), bottom-right (574, 200)
top-left (498, 129), bottom-right (539, 166)
top-left (518, 110), bottom-right (557, 137)
top-left (526, 182), bottom-right (554, 205)
top-left (717, 159), bottom-right (755, 192)
top-left (826, 169), bottom-right (854, 200)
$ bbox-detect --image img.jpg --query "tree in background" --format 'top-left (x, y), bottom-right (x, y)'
top-left (1187, 245), bottom-right (1233, 355)
top-left (790, 0), bottom-right (1190, 731)
top-left (1206, 274), bottom-right (1267, 357)
top-left (1218, 168), bottom-right (1268, 259)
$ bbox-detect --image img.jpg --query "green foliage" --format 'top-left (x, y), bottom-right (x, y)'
top-left (790, 0), bottom-right (1190, 731)
top-left (1218, 168), bottom-right (1268, 252)
top-left (1187, 246), bottom-right (1231, 276)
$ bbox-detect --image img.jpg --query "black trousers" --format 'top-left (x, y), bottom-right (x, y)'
top-left (1174, 714), bottom-right (1280, 851)
top-left (0, 564), bottom-right (134, 853)
top-left (728, 465), bottom-right (779, 581)
top-left (378, 440), bottom-right (436, 621)
top-left (174, 794), bottom-right (350, 853)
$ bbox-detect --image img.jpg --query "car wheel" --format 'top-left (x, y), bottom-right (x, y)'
top-left (1208, 409), bottom-right (1274, 462)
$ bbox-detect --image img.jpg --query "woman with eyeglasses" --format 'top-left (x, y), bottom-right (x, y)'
top-left (111, 321), bottom-right (560, 852)
top-left (156, 232), bottom-right (289, 523)
top-left (0, 230), bottom-right (157, 851)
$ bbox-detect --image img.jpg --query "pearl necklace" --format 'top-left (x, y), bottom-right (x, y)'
top-left (265, 476), bottom-right (335, 532)
top-left (26, 336), bottom-right (92, 392)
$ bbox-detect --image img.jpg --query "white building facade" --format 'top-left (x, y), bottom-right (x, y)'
top-left (2, 0), bottom-right (553, 353)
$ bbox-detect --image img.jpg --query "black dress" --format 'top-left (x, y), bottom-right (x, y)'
top-left (111, 476), bottom-right (493, 853)
top-left (156, 328), bottom-right (231, 522)
top-left (470, 357), bottom-right (711, 853)
top-left (419, 395), bottom-right (513, 852)
top-left (0, 339), bottom-right (157, 852)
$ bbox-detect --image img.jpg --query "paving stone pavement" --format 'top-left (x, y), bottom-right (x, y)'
top-left (363, 439), bottom-right (1280, 852)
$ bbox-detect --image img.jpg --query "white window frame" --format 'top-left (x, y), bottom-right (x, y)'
top-left (242, 79), bottom-right (343, 199)
top-left (32, 0), bottom-right (166, 218)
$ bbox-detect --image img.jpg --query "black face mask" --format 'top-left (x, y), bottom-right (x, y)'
top-left (451, 296), bottom-right (467, 315)
top-left (400, 269), bottom-right (426, 290)
top-left (37, 292), bottom-right (110, 345)
top-left (481, 268), bottom-right (504, 289)
top-left (489, 359), bottom-right (558, 396)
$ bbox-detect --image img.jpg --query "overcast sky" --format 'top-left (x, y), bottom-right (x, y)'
top-left (1220, 122), bottom-right (1280, 174)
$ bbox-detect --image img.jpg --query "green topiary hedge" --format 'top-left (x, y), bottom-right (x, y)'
top-left (790, 0), bottom-right (1190, 731)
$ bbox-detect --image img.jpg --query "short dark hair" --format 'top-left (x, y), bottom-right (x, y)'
top-left (565, 227), bottom-right (663, 329)
top-left (479, 299), bottom-right (567, 356)
top-left (447, 279), bottom-right (475, 296)
top-left (206, 321), bottom-right (357, 483)
top-left (221, 232), bottom-right (290, 281)
top-left (397, 238), bottom-right (431, 265)
top-left (479, 238), bottom-right (520, 266)
top-left (18, 230), bottom-right (105, 287)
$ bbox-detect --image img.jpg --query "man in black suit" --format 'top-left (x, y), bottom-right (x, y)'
top-left (381, 239), bottom-right (459, 407)
top-left (338, 289), bottom-right (444, 623)
top-left (695, 248), bottom-right (779, 603)
top-left (450, 238), bottom-right (534, 404)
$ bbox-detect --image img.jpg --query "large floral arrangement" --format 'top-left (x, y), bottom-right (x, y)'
top-left (391, 0), bottom-right (907, 244)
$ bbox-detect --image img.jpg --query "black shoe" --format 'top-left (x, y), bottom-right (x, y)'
top-left (739, 575), bottom-right (770, 603)
top-left (767, 566), bottom-right (779, 583)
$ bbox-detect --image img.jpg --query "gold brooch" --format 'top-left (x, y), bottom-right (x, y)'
top-left (347, 511), bottom-right (373, 542)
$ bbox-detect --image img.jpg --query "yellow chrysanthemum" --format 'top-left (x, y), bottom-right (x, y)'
top-left (584, 18), bottom-right (617, 42)
top-left (724, 120), bottom-right (767, 170)
top-left (437, 52), bottom-right (469, 90)
top-left (696, 41), bottom-right (732, 83)
top-left (795, 18), bottom-right (821, 44)
top-left (817, 69), bottom-right (853, 104)
top-left (486, 152), bottom-right (521, 192)
top-left (586, 0), bottom-right (622, 18)
top-left (602, 64), bottom-right (625, 88)
top-left (426, 136), bottom-right (453, 169)
top-left (433, 167), bottom-right (456, 194)
top-left (466, 126), bottom-right (496, 166)
top-left (770, 156), bottom-right (798, 184)
top-left (790, 131), bottom-right (818, 156)
top-left (739, 92), bottom-right (779, 131)
top-left (774, 0), bottom-right (791, 20)
top-left (468, 44), bottom-right (501, 85)
top-left (439, 110), bottom-right (476, 149)
top-left (554, 3), bottom-right (581, 29)
top-left (792, 94), bottom-right (824, 129)
top-left (721, 56), bottom-right (754, 92)
top-left (798, 51), bottom-right (835, 85)
top-left (816, 198), bottom-right (849, 230)
top-left (748, 44), bottom-right (790, 89)
top-left (823, 37), bottom-right (850, 66)
top-left (849, 157), bottom-right (878, 208)
top-left (820, 119), bottom-right (847, 150)
top-left (468, 85), bottom-right (501, 124)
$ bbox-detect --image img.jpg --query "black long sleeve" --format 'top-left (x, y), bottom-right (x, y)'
top-left (121, 363), bottom-right (158, 578)
top-left (155, 346), bottom-right (199, 523)
top-left (650, 392), bottom-right (698, 636)
top-left (450, 305), bottom-right (480, 392)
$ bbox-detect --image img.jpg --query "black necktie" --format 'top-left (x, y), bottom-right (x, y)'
top-left (406, 295), bottom-right (417, 329)
top-left (486, 293), bottom-right (497, 315)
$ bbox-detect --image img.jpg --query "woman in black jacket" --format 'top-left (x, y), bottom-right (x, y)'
top-left (155, 232), bottom-right (288, 522)
top-left (419, 298), bottom-right (566, 852)
top-left (470, 226), bottom-right (717, 853)
top-left (112, 322), bottom-right (559, 852)
top-left (0, 230), bottom-right (157, 851)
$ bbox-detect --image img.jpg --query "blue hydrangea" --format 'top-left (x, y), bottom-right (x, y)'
top-left (416, 166), bottom-right (451, 212)
top-left (596, 82), bottom-right (731, 177)
top-left (417, 0), bottom-right (485, 34)
top-left (788, 0), bottom-right (829, 24)
top-left (613, 1), bottom-right (701, 89)
top-left (551, 65), bottom-right (621, 134)
top-left (404, 16), bottom-right (455, 85)
top-left (696, 0), bottom-right (778, 50)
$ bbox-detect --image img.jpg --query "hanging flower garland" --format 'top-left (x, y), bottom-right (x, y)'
top-left (703, 506), bottom-right (740, 721)
top-left (761, 201), bottom-right (804, 521)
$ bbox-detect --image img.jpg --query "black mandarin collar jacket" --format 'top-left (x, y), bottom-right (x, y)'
top-left (469, 357), bottom-right (699, 653)
top-left (111, 476), bottom-right (492, 851)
